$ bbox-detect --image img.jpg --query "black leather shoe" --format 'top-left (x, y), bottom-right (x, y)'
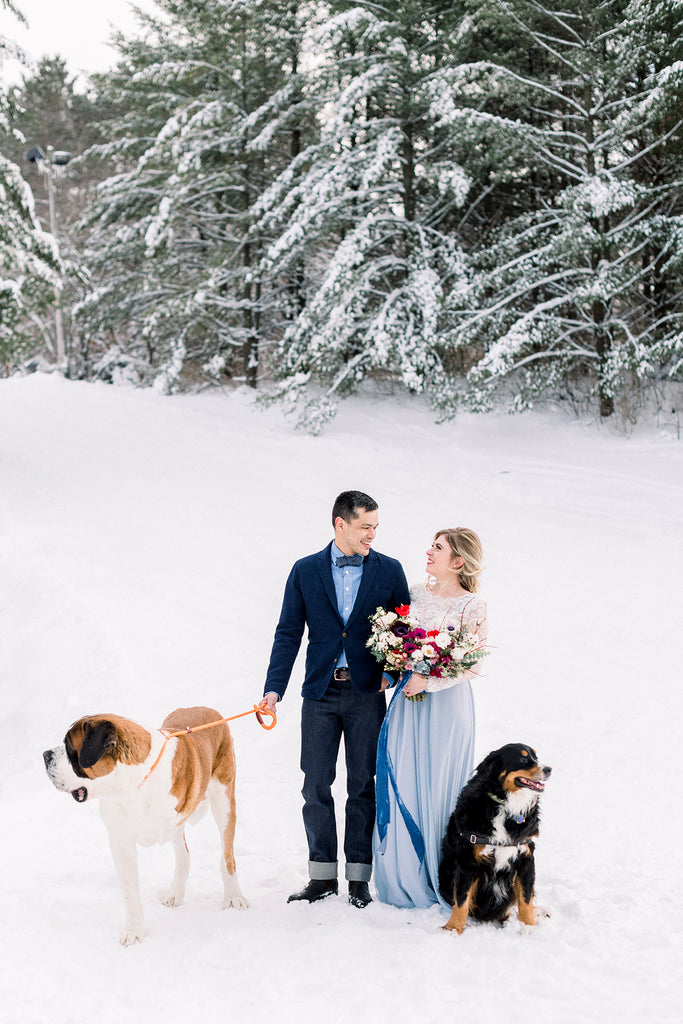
top-left (287, 878), bottom-right (338, 903)
top-left (348, 881), bottom-right (372, 908)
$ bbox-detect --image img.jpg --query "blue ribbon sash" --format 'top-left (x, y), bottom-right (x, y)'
top-left (375, 671), bottom-right (426, 864)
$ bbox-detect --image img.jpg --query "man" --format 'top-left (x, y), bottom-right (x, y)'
top-left (262, 490), bottom-right (409, 907)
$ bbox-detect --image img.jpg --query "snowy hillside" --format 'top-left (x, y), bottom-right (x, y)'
top-left (1, 374), bottom-right (680, 1023)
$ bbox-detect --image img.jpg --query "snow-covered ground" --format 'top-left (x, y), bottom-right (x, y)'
top-left (1, 374), bottom-right (680, 1023)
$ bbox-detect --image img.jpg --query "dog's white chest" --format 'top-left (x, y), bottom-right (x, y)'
top-left (484, 794), bottom-right (535, 867)
top-left (98, 752), bottom-right (204, 847)
top-left (101, 792), bottom-right (190, 846)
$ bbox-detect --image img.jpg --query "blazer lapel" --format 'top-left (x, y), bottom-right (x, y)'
top-left (317, 543), bottom-right (343, 623)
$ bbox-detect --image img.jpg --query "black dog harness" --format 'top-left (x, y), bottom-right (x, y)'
top-left (460, 831), bottom-right (531, 848)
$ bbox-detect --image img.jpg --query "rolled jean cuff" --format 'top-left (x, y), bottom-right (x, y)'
top-left (345, 862), bottom-right (372, 883)
top-left (309, 861), bottom-right (338, 880)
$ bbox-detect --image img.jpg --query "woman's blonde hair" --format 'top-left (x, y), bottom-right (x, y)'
top-left (433, 528), bottom-right (484, 593)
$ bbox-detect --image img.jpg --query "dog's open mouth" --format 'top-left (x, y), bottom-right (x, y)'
top-left (516, 776), bottom-right (545, 792)
top-left (71, 787), bottom-right (88, 803)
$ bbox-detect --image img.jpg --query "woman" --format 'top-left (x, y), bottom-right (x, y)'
top-left (372, 528), bottom-right (488, 909)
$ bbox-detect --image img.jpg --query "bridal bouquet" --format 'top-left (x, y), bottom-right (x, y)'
top-left (367, 603), bottom-right (488, 701)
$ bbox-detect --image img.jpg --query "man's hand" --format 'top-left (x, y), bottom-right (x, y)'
top-left (262, 692), bottom-right (280, 714)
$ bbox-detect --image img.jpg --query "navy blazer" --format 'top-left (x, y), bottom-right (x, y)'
top-left (264, 543), bottom-right (410, 700)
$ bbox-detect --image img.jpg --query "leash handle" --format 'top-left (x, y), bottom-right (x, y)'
top-left (254, 701), bottom-right (277, 730)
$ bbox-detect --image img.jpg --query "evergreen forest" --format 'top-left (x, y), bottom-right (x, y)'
top-left (2, 0), bottom-right (683, 429)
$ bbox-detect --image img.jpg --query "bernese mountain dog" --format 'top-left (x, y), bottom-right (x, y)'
top-left (439, 743), bottom-right (551, 934)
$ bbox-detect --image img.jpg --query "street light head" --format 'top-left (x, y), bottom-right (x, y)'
top-left (25, 145), bottom-right (46, 163)
top-left (24, 146), bottom-right (73, 166)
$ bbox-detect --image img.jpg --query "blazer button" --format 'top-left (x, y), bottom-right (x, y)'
top-left (342, 632), bottom-right (347, 638)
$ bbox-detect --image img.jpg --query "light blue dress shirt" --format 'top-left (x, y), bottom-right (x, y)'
top-left (331, 542), bottom-right (364, 668)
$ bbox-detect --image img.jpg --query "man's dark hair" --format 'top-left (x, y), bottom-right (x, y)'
top-left (332, 490), bottom-right (378, 526)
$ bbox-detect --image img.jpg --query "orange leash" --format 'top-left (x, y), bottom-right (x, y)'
top-left (138, 700), bottom-right (276, 789)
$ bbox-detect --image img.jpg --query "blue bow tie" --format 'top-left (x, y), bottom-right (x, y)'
top-left (335, 554), bottom-right (363, 567)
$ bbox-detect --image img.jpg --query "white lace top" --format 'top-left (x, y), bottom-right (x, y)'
top-left (409, 582), bottom-right (488, 692)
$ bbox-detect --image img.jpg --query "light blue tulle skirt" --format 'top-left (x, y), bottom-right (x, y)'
top-left (373, 672), bottom-right (475, 908)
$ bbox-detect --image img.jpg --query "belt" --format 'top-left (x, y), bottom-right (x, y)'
top-left (333, 667), bottom-right (351, 681)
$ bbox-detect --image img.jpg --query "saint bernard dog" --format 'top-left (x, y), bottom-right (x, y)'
top-left (43, 706), bottom-right (248, 945)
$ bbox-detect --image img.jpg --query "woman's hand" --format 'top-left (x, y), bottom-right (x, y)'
top-left (403, 673), bottom-right (428, 697)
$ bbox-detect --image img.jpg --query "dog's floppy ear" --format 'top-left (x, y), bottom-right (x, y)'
top-left (79, 720), bottom-right (118, 769)
top-left (474, 749), bottom-right (501, 777)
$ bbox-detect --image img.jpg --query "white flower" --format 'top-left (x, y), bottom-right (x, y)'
top-left (421, 644), bottom-right (436, 660)
top-left (434, 632), bottom-right (452, 649)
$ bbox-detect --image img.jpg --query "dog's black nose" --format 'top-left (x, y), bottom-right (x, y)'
top-left (43, 750), bottom-right (54, 769)
top-left (544, 765), bottom-right (552, 777)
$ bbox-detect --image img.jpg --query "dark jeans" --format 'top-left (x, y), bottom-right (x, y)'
top-left (300, 675), bottom-right (386, 881)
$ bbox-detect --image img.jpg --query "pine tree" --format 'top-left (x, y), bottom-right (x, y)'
top-left (428, 0), bottom-right (683, 419)
top-left (2, 56), bottom-right (107, 230)
top-left (255, 0), bottom-right (473, 431)
top-left (621, 0), bottom-right (683, 404)
top-left (0, 2), bottom-right (60, 371)
top-left (0, 56), bottom-right (112, 371)
top-left (76, 0), bottom-right (314, 389)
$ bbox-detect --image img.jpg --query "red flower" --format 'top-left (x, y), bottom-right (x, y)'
top-left (427, 629), bottom-right (440, 637)
top-left (395, 604), bottom-right (410, 616)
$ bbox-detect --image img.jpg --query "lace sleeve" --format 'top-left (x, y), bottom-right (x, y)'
top-left (424, 595), bottom-right (488, 693)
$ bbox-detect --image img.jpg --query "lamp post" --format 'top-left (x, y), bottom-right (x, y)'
top-left (25, 144), bottom-right (73, 368)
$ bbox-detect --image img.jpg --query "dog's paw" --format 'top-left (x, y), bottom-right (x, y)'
top-left (516, 908), bottom-right (550, 933)
top-left (516, 920), bottom-right (536, 933)
top-left (119, 924), bottom-right (145, 946)
top-left (517, 905), bottom-right (551, 930)
top-left (224, 895), bottom-right (249, 910)
top-left (160, 890), bottom-right (185, 908)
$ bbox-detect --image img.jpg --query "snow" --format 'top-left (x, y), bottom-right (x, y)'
top-left (1, 373), bottom-right (680, 1023)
